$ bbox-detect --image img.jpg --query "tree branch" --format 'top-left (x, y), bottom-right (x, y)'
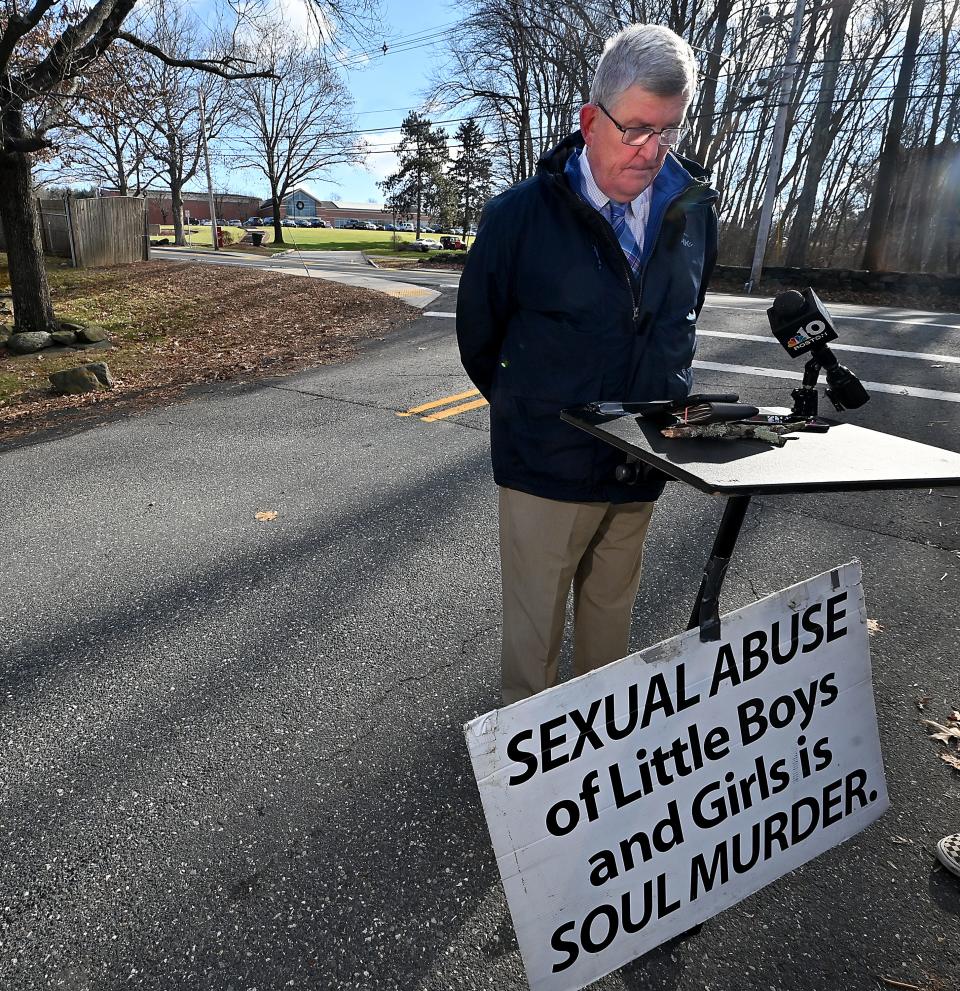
top-left (2, 134), bottom-right (55, 155)
top-left (18, 0), bottom-right (138, 100)
top-left (0, 0), bottom-right (59, 76)
top-left (116, 31), bottom-right (277, 79)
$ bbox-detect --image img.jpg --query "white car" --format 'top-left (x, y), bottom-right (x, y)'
top-left (410, 238), bottom-right (441, 252)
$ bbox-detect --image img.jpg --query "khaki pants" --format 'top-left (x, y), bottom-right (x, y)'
top-left (498, 486), bottom-right (655, 706)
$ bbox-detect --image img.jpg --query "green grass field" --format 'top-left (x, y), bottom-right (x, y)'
top-left (175, 226), bottom-right (473, 253)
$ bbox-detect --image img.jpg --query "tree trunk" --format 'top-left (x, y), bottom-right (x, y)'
top-left (415, 154), bottom-right (423, 237)
top-left (861, 0), bottom-right (925, 270)
top-left (113, 129), bottom-right (129, 196)
top-left (0, 148), bottom-right (57, 334)
top-left (784, 0), bottom-right (851, 267)
top-left (171, 177), bottom-right (186, 247)
top-left (271, 192), bottom-right (283, 245)
top-left (693, 0), bottom-right (731, 167)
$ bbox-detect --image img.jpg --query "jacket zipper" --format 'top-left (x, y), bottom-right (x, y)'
top-left (602, 183), bottom-right (696, 326)
top-left (555, 170), bottom-right (704, 328)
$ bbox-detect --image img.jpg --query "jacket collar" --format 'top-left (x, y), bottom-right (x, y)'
top-left (538, 130), bottom-right (718, 205)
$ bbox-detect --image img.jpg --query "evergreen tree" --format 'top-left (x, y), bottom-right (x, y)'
top-left (379, 112), bottom-right (449, 237)
top-left (449, 119), bottom-right (492, 237)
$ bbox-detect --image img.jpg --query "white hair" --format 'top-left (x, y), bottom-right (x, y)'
top-left (590, 24), bottom-right (698, 105)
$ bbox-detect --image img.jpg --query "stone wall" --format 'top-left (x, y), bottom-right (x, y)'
top-left (712, 265), bottom-right (960, 305)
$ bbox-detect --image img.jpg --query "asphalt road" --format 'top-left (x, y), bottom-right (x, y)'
top-left (2, 278), bottom-right (959, 991)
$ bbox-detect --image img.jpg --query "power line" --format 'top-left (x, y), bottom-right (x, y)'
top-left (210, 79), bottom-right (956, 161)
top-left (710, 84), bottom-right (960, 119)
top-left (331, 22), bottom-right (460, 70)
top-left (716, 47), bottom-right (960, 79)
top-left (206, 73), bottom-right (955, 152)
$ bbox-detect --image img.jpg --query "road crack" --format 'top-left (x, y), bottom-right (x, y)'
top-left (760, 502), bottom-right (960, 552)
top-left (267, 384), bottom-right (408, 415)
top-left (267, 385), bottom-right (489, 429)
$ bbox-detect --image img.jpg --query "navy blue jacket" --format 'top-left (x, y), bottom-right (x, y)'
top-left (456, 132), bottom-right (719, 503)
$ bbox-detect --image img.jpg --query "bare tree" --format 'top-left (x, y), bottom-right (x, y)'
top-left (0, 0), bottom-right (269, 332)
top-left (230, 24), bottom-right (362, 246)
top-left (861, 0), bottom-right (927, 269)
top-left (431, 0), bottom-right (960, 275)
top-left (0, 0), bottom-right (379, 334)
top-left (130, 0), bottom-right (239, 247)
top-left (783, 0), bottom-right (853, 267)
top-left (54, 43), bottom-right (162, 195)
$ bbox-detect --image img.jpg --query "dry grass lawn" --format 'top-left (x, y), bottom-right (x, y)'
top-left (0, 258), bottom-right (416, 447)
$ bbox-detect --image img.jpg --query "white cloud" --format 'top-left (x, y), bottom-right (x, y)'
top-left (234, 0), bottom-right (325, 44)
top-left (360, 129), bottom-right (404, 183)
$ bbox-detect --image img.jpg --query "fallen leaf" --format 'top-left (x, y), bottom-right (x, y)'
top-left (889, 835), bottom-right (913, 845)
top-left (916, 695), bottom-right (931, 711)
top-left (255, 510), bottom-right (278, 521)
top-left (920, 719), bottom-right (960, 745)
top-left (867, 618), bottom-right (883, 636)
top-left (939, 752), bottom-right (960, 771)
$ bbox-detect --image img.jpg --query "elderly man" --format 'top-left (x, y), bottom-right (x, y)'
top-left (457, 24), bottom-right (718, 706)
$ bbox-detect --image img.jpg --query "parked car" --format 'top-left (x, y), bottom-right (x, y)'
top-left (226, 218), bottom-right (242, 227)
top-left (440, 236), bottom-right (467, 251)
top-left (410, 238), bottom-right (441, 252)
top-left (396, 222), bottom-right (414, 232)
top-left (382, 222), bottom-right (396, 231)
top-left (243, 217), bottom-right (263, 227)
top-left (309, 218), bottom-right (327, 228)
top-left (262, 217), bottom-right (274, 226)
top-left (281, 218), bottom-right (298, 227)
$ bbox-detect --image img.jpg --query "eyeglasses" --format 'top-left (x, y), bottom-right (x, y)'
top-left (596, 102), bottom-right (685, 148)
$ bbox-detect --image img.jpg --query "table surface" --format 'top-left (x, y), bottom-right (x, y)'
top-left (561, 407), bottom-right (960, 495)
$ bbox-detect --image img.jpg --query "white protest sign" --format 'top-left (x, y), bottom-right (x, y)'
top-left (464, 561), bottom-right (888, 991)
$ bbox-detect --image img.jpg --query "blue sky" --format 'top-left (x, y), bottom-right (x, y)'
top-left (225, 0), bottom-right (457, 205)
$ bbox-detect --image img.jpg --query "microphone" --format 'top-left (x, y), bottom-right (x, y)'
top-left (767, 288), bottom-right (869, 411)
top-left (767, 288), bottom-right (838, 356)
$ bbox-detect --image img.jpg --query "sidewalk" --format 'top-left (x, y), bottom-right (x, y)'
top-left (151, 245), bottom-right (443, 308)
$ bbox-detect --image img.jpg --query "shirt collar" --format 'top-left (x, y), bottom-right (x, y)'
top-left (579, 146), bottom-right (652, 216)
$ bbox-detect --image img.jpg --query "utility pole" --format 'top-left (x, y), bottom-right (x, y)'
top-left (746, 0), bottom-right (806, 292)
top-left (198, 91), bottom-right (219, 252)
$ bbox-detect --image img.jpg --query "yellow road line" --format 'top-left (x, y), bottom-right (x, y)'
top-left (397, 388), bottom-right (481, 417)
top-left (422, 396), bottom-right (489, 421)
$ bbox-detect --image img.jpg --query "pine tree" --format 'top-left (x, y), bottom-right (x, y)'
top-left (449, 119), bottom-right (493, 237)
top-left (379, 112), bottom-right (449, 237)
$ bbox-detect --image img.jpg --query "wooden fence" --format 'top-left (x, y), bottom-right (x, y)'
top-left (0, 195), bottom-right (149, 267)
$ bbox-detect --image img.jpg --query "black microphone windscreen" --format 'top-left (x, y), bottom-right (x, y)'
top-left (771, 290), bottom-right (806, 318)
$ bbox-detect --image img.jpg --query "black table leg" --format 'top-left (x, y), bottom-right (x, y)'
top-left (687, 494), bottom-right (752, 642)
